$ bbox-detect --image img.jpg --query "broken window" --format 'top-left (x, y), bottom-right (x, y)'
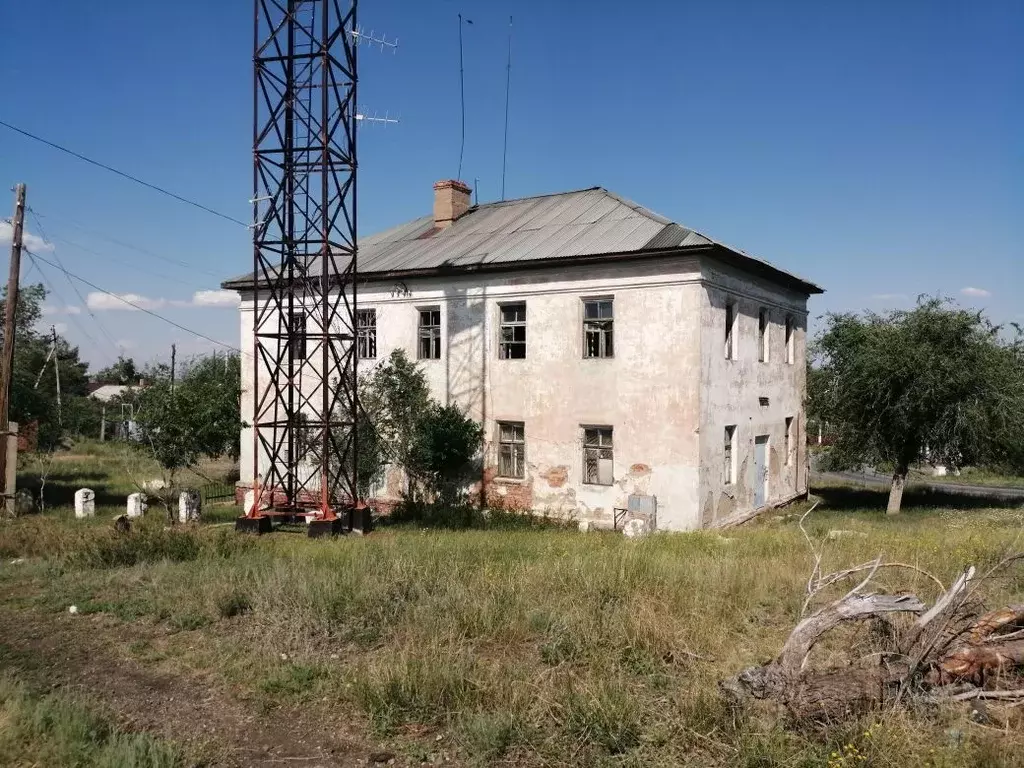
top-left (497, 421), bottom-right (525, 478)
top-left (583, 299), bottom-right (614, 359)
top-left (498, 303), bottom-right (526, 359)
top-left (724, 425), bottom-right (736, 485)
top-left (725, 300), bottom-right (736, 360)
top-left (785, 417), bottom-right (793, 465)
top-left (758, 308), bottom-right (769, 363)
top-left (583, 427), bottom-right (614, 485)
top-left (785, 314), bottom-right (795, 364)
top-left (418, 308), bottom-right (441, 360)
top-left (289, 311), bottom-right (306, 362)
top-left (357, 308), bottom-right (377, 360)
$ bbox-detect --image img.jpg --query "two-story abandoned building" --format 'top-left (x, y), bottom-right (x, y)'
top-left (224, 180), bottom-right (823, 531)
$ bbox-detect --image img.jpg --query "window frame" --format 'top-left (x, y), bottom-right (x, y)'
top-left (758, 307), bottom-right (769, 363)
top-left (582, 425), bottom-right (614, 485)
top-left (289, 311), bottom-right (306, 362)
top-left (785, 417), bottom-right (793, 466)
top-left (357, 308), bottom-right (377, 360)
top-left (582, 297), bottom-right (614, 359)
top-left (725, 299), bottom-right (737, 360)
top-left (784, 314), bottom-right (795, 365)
top-left (498, 302), bottom-right (527, 360)
top-left (417, 306), bottom-right (442, 360)
top-left (724, 425), bottom-right (737, 485)
top-left (496, 421), bottom-right (526, 479)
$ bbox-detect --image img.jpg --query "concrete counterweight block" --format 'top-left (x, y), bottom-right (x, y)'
top-left (243, 489), bottom-right (269, 516)
top-left (126, 492), bottom-right (147, 519)
top-left (74, 488), bottom-right (96, 519)
top-left (178, 489), bottom-right (202, 524)
top-left (622, 518), bottom-right (651, 539)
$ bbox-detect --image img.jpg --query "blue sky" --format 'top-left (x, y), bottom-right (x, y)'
top-left (1, 0), bottom-right (1021, 369)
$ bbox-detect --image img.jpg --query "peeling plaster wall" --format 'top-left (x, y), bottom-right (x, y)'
top-left (238, 256), bottom-right (704, 530)
top-left (697, 258), bottom-right (809, 526)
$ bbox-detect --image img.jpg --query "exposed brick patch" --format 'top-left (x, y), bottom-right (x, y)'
top-left (482, 465), bottom-right (533, 511)
top-left (15, 421), bottom-right (38, 453)
top-left (540, 465), bottom-right (569, 488)
top-left (629, 463), bottom-right (651, 475)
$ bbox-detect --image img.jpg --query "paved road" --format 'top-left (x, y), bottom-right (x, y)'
top-left (811, 469), bottom-right (1024, 502)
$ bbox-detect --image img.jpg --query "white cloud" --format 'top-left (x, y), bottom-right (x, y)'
top-left (42, 303), bottom-right (83, 316)
top-left (87, 289), bottom-right (240, 311)
top-left (86, 292), bottom-right (167, 311)
top-left (960, 286), bottom-right (991, 298)
top-left (0, 221), bottom-right (54, 253)
top-left (191, 289), bottom-right (239, 308)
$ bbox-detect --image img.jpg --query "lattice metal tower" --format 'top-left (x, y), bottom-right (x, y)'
top-left (248, 0), bottom-right (359, 528)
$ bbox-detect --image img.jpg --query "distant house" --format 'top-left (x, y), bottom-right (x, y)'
top-left (87, 378), bottom-right (148, 404)
top-left (223, 181), bottom-right (823, 531)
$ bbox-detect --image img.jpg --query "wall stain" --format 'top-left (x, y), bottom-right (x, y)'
top-left (540, 465), bottom-right (569, 488)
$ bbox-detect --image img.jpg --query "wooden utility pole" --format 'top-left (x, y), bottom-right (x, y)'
top-left (0, 183), bottom-right (26, 509)
top-left (51, 326), bottom-right (62, 425)
top-left (170, 343), bottom-right (176, 394)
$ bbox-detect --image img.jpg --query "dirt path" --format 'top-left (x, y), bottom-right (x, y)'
top-left (0, 606), bottom-right (411, 767)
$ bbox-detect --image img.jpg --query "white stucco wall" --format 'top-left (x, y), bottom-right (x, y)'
top-left (696, 259), bottom-right (809, 526)
top-left (236, 254), bottom-right (812, 531)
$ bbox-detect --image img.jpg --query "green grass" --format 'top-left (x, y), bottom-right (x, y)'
top-left (0, 674), bottom-right (187, 767)
top-left (4, 446), bottom-right (1024, 764)
top-left (910, 466), bottom-right (1024, 488)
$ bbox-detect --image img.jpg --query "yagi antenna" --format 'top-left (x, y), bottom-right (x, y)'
top-left (355, 109), bottom-right (400, 128)
top-left (350, 27), bottom-right (398, 52)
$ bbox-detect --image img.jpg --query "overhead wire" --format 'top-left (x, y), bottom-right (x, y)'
top-left (25, 253), bottom-right (103, 351)
top-left (36, 230), bottom-right (207, 290)
top-left (24, 248), bottom-right (241, 353)
top-left (29, 208), bottom-right (227, 280)
top-left (26, 209), bottom-right (123, 354)
top-left (0, 118), bottom-right (249, 227)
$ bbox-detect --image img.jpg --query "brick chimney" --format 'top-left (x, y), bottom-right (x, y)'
top-left (433, 179), bottom-right (472, 230)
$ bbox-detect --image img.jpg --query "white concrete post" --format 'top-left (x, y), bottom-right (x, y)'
top-left (126, 492), bottom-right (147, 518)
top-left (178, 489), bottom-right (201, 524)
top-left (243, 489), bottom-right (269, 516)
top-left (74, 488), bottom-right (96, 519)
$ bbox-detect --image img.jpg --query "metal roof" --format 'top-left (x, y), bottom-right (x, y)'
top-left (223, 187), bottom-right (823, 294)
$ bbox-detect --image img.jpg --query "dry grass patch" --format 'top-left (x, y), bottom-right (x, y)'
top-left (4, 494), bottom-right (1024, 764)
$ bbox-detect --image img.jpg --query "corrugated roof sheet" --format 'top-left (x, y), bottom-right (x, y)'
top-left (223, 187), bottom-right (822, 293)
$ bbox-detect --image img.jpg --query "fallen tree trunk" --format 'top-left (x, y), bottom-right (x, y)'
top-left (721, 562), bottom-right (1024, 720)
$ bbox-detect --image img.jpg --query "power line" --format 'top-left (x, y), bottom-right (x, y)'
top-left (29, 208), bottom-right (226, 280)
top-left (26, 210), bottom-right (123, 353)
top-left (24, 251), bottom-right (106, 353)
top-left (0, 119), bottom-right (249, 227)
top-left (24, 249), bottom-right (240, 353)
top-left (38, 230), bottom-right (204, 290)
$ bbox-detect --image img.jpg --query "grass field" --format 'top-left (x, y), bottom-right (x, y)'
top-left (3, 444), bottom-right (1024, 766)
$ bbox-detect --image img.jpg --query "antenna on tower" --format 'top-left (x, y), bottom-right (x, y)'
top-left (457, 13), bottom-right (473, 181)
top-left (501, 16), bottom-right (512, 201)
top-left (355, 109), bottom-right (401, 128)
top-left (350, 26), bottom-right (398, 52)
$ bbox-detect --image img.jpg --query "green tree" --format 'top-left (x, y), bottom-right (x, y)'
top-left (408, 403), bottom-right (484, 506)
top-left (0, 284), bottom-right (91, 449)
top-left (134, 352), bottom-right (243, 483)
top-left (359, 348), bottom-right (432, 470)
top-left (94, 356), bottom-right (138, 385)
top-left (811, 298), bottom-right (1024, 513)
top-left (357, 349), bottom-right (482, 505)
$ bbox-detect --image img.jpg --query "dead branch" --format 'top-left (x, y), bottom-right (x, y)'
top-left (721, 555), bottom-right (1024, 722)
